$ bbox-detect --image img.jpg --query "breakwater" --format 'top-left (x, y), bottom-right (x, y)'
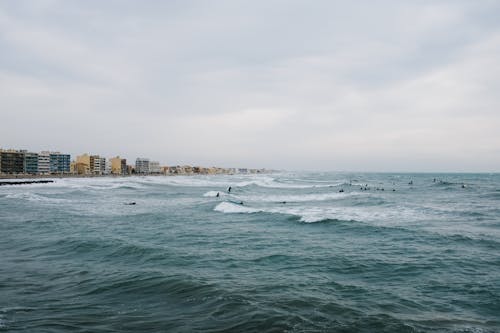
top-left (0, 180), bottom-right (54, 186)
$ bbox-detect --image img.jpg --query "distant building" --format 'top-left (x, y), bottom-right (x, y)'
top-left (73, 162), bottom-right (89, 175)
top-left (0, 150), bottom-right (24, 174)
top-left (104, 158), bottom-right (111, 175)
top-left (110, 156), bottom-right (128, 175)
top-left (24, 152), bottom-right (39, 174)
top-left (38, 152), bottom-right (51, 174)
top-left (50, 153), bottom-right (70, 173)
top-left (90, 155), bottom-right (101, 175)
top-left (110, 156), bottom-right (121, 175)
top-left (127, 165), bottom-right (133, 175)
top-left (76, 154), bottom-right (91, 175)
top-left (149, 161), bottom-right (161, 174)
top-left (121, 159), bottom-right (128, 175)
top-left (135, 158), bottom-right (150, 174)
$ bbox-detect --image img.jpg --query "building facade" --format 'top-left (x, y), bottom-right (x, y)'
top-left (24, 152), bottom-right (39, 174)
top-left (110, 156), bottom-right (123, 175)
top-left (38, 152), bottom-right (51, 174)
top-left (135, 158), bottom-right (150, 174)
top-left (90, 155), bottom-right (101, 175)
top-left (149, 161), bottom-right (161, 174)
top-left (0, 150), bottom-right (24, 174)
top-left (76, 154), bottom-right (91, 175)
top-left (50, 153), bottom-right (70, 173)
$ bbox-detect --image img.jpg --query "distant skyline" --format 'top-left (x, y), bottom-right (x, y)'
top-left (1, 1), bottom-right (499, 172)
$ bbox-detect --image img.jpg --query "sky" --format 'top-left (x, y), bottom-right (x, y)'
top-left (1, 0), bottom-right (499, 172)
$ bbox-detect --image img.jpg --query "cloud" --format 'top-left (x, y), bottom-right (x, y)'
top-left (0, 1), bottom-right (499, 171)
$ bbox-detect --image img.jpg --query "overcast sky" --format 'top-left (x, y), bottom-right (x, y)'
top-left (1, 1), bottom-right (499, 172)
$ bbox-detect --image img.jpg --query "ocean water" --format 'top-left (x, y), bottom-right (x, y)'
top-left (1, 172), bottom-right (499, 332)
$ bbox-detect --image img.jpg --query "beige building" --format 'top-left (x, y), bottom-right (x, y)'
top-left (110, 156), bottom-right (122, 175)
top-left (75, 154), bottom-right (91, 175)
top-left (90, 155), bottom-right (99, 175)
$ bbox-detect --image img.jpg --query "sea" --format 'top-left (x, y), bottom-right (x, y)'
top-left (0, 172), bottom-right (499, 332)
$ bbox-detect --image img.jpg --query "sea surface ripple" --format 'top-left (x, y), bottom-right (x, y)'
top-left (1, 172), bottom-right (499, 332)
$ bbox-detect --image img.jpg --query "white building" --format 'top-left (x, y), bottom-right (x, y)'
top-left (90, 155), bottom-right (101, 175)
top-left (104, 158), bottom-right (111, 175)
top-left (149, 161), bottom-right (161, 174)
top-left (135, 158), bottom-right (150, 174)
top-left (38, 152), bottom-right (50, 174)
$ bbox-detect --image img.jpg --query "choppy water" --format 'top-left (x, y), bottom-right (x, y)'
top-left (1, 172), bottom-right (499, 332)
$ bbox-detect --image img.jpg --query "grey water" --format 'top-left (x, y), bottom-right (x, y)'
top-left (1, 172), bottom-right (499, 332)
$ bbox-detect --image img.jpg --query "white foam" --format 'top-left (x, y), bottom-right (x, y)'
top-left (214, 201), bottom-right (429, 224)
top-left (5, 192), bottom-right (69, 203)
top-left (203, 191), bottom-right (228, 197)
top-left (240, 191), bottom-right (365, 203)
top-left (0, 173), bottom-right (343, 191)
top-left (246, 177), bottom-right (343, 189)
top-left (214, 202), bottom-right (262, 214)
top-left (54, 177), bottom-right (147, 190)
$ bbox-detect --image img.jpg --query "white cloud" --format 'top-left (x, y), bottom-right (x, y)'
top-left (0, 1), bottom-right (499, 171)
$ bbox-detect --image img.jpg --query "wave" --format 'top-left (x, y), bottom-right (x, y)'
top-left (1, 174), bottom-right (349, 192)
top-left (243, 178), bottom-right (345, 189)
top-left (157, 174), bottom-right (345, 190)
top-left (214, 202), bottom-right (263, 214)
top-left (5, 192), bottom-right (69, 203)
top-left (238, 191), bottom-right (366, 203)
top-left (481, 191), bottom-right (500, 200)
top-left (203, 191), bottom-right (228, 197)
top-left (56, 178), bottom-right (147, 191)
top-left (214, 201), bottom-right (428, 224)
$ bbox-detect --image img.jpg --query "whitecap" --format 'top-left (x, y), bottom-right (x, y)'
top-left (203, 191), bottom-right (227, 197)
top-left (239, 191), bottom-right (365, 203)
top-left (5, 192), bottom-right (69, 203)
top-left (214, 202), bottom-right (262, 214)
top-left (214, 201), bottom-right (429, 225)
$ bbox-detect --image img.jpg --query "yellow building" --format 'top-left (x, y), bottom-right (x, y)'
top-left (110, 156), bottom-right (122, 175)
top-left (75, 154), bottom-right (91, 175)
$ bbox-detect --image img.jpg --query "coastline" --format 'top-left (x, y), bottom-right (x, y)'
top-left (0, 171), bottom-right (271, 181)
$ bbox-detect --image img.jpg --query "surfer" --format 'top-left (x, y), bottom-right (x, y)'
top-left (228, 186), bottom-right (232, 193)
top-left (339, 189), bottom-right (344, 193)
top-left (124, 202), bottom-right (136, 205)
top-left (216, 192), bottom-right (220, 197)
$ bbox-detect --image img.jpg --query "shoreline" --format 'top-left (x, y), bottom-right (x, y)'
top-left (0, 171), bottom-right (270, 181)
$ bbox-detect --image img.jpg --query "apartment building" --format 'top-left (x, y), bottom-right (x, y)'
top-left (24, 152), bottom-right (39, 174)
top-left (50, 153), bottom-right (70, 173)
top-left (135, 158), bottom-right (150, 174)
top-left (149, 161), bottom-right (161, 174)
top-left (0, 150), bottom-right (24, 174)
top-left (38, 152), bottom-right (51, 174)
top-left (90, 155), bottom-right (101, 175)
